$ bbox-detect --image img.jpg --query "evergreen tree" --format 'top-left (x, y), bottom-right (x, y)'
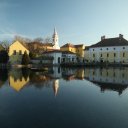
top-left (0, 50), bottom-right (9, 64)
top-left (21, 51), bottom-right (30, 65)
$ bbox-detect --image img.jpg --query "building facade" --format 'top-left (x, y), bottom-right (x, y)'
top-left (43, 50), bottom-right (62, 65)
top-left (61, 51), bottom-right (77, 63)
top-left (9, 41), bottom-right (29, 64)
top-left (61, 43), bottom-right (85, 58)
top-left (84, 34), bottom-right (128, 63)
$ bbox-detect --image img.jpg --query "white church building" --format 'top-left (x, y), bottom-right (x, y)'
top-left (43, 28), bottom-right (77, 65)
top-left (43, 28), bottom-right (61, 65)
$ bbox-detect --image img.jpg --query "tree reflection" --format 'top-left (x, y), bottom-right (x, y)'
top-left (0, 69), bottom-right (8, 88)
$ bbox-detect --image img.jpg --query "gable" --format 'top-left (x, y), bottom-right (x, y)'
top-left (9, 41), bottom-right (29, 56)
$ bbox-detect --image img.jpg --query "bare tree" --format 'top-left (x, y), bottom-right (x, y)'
top-left (44, 37), bottom-right (52, 44)
top-left (14, 35), bottom-right (31, 43)
top-left (1, 40), bottom-right (10, 51)
top-left (33, 37), bottom-right (43, 43)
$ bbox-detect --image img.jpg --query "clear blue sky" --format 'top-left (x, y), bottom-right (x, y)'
top-left (0, 0), bottom-right (128, 46)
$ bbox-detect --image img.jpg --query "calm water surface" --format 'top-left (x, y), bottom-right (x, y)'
top-left (0, 67), bottom-right (128, 128)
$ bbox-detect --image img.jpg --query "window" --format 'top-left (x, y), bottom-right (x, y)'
top-left (72, 58), bottom-right (74, 62)
top-left (93, 49), bottom-right (94, 51)
top-left (13, 50), bottom-right (16, 55)
top-left (107, 53), bottom-right (109, 57)
top-left (101, 54), bottom-right (102, 57)
top-left (100, 48), bottom-right (102, 50)
top-left (123, 47), bottom-right (125, 49)
top-left (114, 53), bottom-right (116, 57)
top-left (93, 54), bottom-right (95, 57)
top-left (19, 50), bottom-right (22, 55)
top-left (106, 48), bottom-right (108, 50)
top-left (58, 57), bottom-right (60, 63)
top-left (113, 48), bottom-right (116, 50)
top-left (123, 52), bottom-right (125, 57)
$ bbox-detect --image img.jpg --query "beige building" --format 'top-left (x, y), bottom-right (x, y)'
top-left (84, 34), bottom-right (128, 64)
top-left (9, 40), bottom-right (29, 64)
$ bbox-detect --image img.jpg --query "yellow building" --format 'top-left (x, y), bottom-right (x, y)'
top-left (9, 40), bottom-right (29, 64)
top-left (84, 34), bottom-right (128, 64)
top-left (60, 43), bottom-right (85, 58)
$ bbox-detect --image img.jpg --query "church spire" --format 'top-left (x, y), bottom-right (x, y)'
top-left (52, 27), bottom-right (60, 49)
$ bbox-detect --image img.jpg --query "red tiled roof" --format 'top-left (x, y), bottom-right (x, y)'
top-left (43, 50), bottom-right (62, 54)
top-left (74, 44), bottom-right (84, 47)
top-left (61, 43), bottom-right (75, 48)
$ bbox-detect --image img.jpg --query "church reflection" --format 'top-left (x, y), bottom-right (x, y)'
top-left (84, 67), bottom-right (128, 95)
top-left (2, 66), bottom-right (128, 95)
top-left (53, 79), bottom-right (59, 96)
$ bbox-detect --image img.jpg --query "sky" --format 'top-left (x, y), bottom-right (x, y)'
top-left (0, 0), bottom-right (128, 46)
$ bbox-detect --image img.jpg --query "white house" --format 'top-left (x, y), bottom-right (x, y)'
top-left (43, 50), bottom-right (62, 65)
top-left (61, 51), bottom-right (77, 63)
top-left (84, 34), bottom-right (128, 63)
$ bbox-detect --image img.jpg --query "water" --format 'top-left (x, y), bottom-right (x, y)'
top-left (0, 67), bottom-right (128, 128)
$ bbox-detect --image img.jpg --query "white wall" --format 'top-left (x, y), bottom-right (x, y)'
top-left (45, 52), bottom-right (62, 65)
top-left (85, 46), bottom-right (128, 62)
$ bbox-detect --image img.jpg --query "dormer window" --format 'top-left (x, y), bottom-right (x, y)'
top-left (123, 47), bottom-right (125, 49)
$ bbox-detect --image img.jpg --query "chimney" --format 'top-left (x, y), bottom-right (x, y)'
top-left (119, 34), bottom-right (123, 39)
top-left (101, 35), bottom-right (105, 41)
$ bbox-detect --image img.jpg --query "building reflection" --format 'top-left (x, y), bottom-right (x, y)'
top-left (84, 68), bottom-right (128, 95)
top-left (62, 68), bottom-right (85, 80)
top-left (6, 66), bottom-right (128, 95)
top-left (9, 68), bottom-right (30, 91)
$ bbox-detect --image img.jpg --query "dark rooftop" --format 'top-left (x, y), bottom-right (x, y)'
top-left (89, 34), bottom-right (128, 48)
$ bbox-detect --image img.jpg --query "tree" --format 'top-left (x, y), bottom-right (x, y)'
top-left (14, 35), bottom-right (31, 43)
top-left (33, 37), bottom-right (43, 43)
top-left (44, 37), bottom-right (52, 43)
top-left (29, 52), bottom-right (37, 59)
top-left (0, 50), bottom-right (9, 64)
top-left (21, 51), bottom-right (30, 65)
top-left (1, 40), bottom-right (10, 51)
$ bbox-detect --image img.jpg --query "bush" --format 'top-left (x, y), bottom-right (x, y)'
top-left (21, 51), bottom-right (30, 65)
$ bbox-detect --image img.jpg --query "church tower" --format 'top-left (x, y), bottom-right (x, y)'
top-left (52, 28), bottom-right (60, 49)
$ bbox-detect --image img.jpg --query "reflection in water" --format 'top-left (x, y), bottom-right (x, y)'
top-left (1, 67), bottom-right (128, 95)
top-left (53, 79), bottom-right (59, 96)
top-left (0, 69), bottom-right (8, 88)
top-left (85, 67), bottom-right (128, 95)
top-left (9, 68), bottom-right (30, 91)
